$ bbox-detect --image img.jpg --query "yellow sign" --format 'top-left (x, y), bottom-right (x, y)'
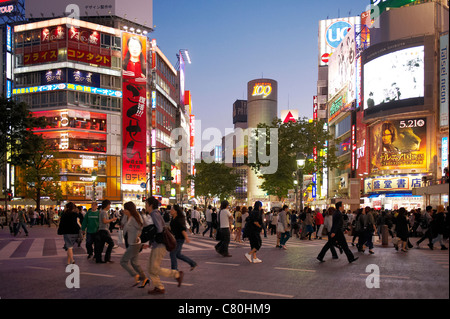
top-left (252, 83), bottom-right (272, 98)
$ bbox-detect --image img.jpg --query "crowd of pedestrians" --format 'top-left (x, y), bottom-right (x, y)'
top-left (2, 198), bottom-right (449, 295)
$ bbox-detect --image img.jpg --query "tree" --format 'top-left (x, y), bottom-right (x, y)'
top-left (248, 117), bottom-right (340, 201)
top-left (0, 96), bottom-right (47, 208)
top-left (15, 134), bottom-right (63, 209)
top-left (187, 161), bottom-right (241, 206)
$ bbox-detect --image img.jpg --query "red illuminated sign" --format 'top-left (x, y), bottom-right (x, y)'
top-left (41, 25), bottom-right (65, 43)
top-left (67, 48), bottom-right (111, 67)
top-left (122, 33), bottom-right (147, 185)
top-left (68, 26), bottom-right (100, 46)
top-left (23, 49), bottom-right (58, 65)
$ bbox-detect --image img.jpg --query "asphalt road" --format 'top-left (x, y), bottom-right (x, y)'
top-left (0, 223), bottom-right (448, 305)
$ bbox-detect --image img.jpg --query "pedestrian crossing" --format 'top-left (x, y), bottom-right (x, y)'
top-left (0, 233), bottom-right (323, 260)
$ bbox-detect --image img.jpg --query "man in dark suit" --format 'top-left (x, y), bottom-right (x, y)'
top-left (317, 201), bottom-right (358, 263)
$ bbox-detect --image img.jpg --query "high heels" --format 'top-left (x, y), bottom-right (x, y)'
top-left (137, 278), bottom-right (149, 288)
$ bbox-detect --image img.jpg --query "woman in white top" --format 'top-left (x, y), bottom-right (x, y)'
top-left (120, 201), bottom-right (148, 288)
top-left (214, 200), bottom-right (233, 257)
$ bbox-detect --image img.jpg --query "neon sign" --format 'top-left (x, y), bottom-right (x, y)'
top-left (12, 83), bottom-right (122, 98)
top-left (252, 83), bottom-right (272, 98)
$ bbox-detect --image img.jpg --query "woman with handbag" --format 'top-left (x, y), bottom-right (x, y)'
top-left (145, 197), bottom-right (184, 295)
top-left (58, 202), bottom-right (81, 265)
top-left (120, 201), bottom-right (148, 288)
top-left (169, 204), bottom-right (197, 271)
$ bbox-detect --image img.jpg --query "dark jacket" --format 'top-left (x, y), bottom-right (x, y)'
top-left (58, 211), bottom-right (80, 234)
top-left (330, 210), bottom-right (344, 234)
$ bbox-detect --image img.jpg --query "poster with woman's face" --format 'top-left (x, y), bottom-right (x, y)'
top-left (122, 33), bottom-right (147, 80)
top-left (122, 32), bottom-right (147, 186)
top-left (370, 118), bottom-right (427, 173)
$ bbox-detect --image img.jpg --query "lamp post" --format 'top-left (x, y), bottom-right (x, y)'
top-left (296, 153), bottom-right (306, 212)
top-left (91, 170), bottom-right (97, 201)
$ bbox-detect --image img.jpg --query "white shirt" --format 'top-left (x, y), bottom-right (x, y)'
top-left (205, 209), bottom-right (212, 222)
top-left (192, 210), bottom-right (200, 220)
top-left (218, 209), bottom-right (232, 228)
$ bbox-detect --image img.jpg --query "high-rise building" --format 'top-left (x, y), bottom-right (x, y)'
top-left (246, 78), bottom-right (278, 204)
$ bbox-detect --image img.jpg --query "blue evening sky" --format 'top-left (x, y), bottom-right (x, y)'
top-left (152, 0), bottom-right (369, 133)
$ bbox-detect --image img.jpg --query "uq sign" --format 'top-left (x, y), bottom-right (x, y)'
top-left (326, 21), bottom-right (352, 49)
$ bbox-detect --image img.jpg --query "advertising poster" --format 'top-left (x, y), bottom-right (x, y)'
top-left (122, 32), bottom-right (147, 185)
top-left (370, 118), bottom-right (427, 173)
top-left (364, 45), bottom-right (424, 110)
top-left (440, 34), bottom-right (448, 128)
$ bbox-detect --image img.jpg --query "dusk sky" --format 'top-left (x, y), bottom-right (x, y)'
top-left (152, 0), bottom-right (369, 134)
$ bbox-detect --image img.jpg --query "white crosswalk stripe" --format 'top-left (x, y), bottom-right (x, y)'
top-left (0, 233), bottom-right (325, 260)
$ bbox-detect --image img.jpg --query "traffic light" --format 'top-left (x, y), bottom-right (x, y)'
top-left (161, 176), bottom-right (174, 181)
top-left (142, 196), bottom-right (146, 202)
top-left (7, 190), bottom-right (12, 201)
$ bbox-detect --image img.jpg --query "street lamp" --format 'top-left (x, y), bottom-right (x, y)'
top-left (296, 153), bottom-right (306, 212)
top-left (91, 170), bottom-right (97, 201)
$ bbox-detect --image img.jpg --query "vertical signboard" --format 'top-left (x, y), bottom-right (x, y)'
top-left (440, 34), bottom-right (449, 128)
top-left (179, 53), bottom-right (185, 107)
top-left (190, 114), bottom-right (195, 198)
top-left (122, 32), bottom-right (147, 185)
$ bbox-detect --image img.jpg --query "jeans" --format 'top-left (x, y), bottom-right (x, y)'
top-left (170, 238), bottom-right (196, 270)
top-left (120, 244), bottom-right (146, 279)
top-left (148, 244), bottom-right (180, 290)
top-left (203, 222), bottom-right (213, 237)
top-left (192, 218), bottom-right (199, 234)
top-left (95, 230), bottom-right (114, 262)
top-left (14, 222), bottom-right (29, 236)
top-left (85, 232), bottom-right (98, 257)
top-left (280, 231), bottom-right (291, 246)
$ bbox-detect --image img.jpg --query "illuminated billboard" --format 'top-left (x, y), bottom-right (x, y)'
top-left (328, 26), bottom-right (357, 121)
top-left (318, 16), bottom-right (360, 66)
top-left (364, 44), bottom-right (424, 110)
top-left (122, 32), bottom-right (147, 186)
top-left (370, 118), bottom-right (427, 173)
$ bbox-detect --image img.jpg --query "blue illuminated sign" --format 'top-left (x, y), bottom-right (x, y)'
top-left (12, 83), bottom-right (122, 98)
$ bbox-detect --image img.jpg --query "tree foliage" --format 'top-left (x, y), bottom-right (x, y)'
top-left (15, 134), bottom-right (63, 209)
top-left (248, 117), bottom-right (340, 201)
top-left (187, 161), bottom-right (241, 204)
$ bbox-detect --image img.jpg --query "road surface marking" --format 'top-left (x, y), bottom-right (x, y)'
top-left (238, 289), bottom-right (294, 298)
top-left (205, 261), bottom-right (240, 267)
top-left (81, 272), bottom-right (116, 278)
top-left (359, 274), bottom-right (410, 280)
top-left (274, 267), bottom-right (316, 273)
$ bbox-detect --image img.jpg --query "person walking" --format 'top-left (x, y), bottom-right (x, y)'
top-left (191, 206), bottom-right (200, 235)
top-left (146, 197), bottom-right (184, 295)
top-left (202, 205), bottom-right (213, 237)
top-left (430, 205), bottom-right (448, 250)
top-left (58, 202), bottom-right (81, 265)
top-left (394, 207), bottom-right (410, 252)
top-left (277, 205), bottom-right (291, 250)
top-left (359, 206), bottom-right (376, 254)
top-left (304, 208), bottom-right (314, 240)
top-left (120, 201), bottom-right (148, 287)
top-left (215, 200), bottom-right (233, 257)
top-left (317, 202), bottom-right (358, 263)
top-left (416, 205), bottom-right (434, 249)
top-left (244, 201), bottom-right (264, 263)
top-left (81, 201), bottom-right (100, 260)
top-left (14, 207), bottom-right (29, 237)
top-left (169, 204), bottom-right (197, 271)
top-left (234, 206), bottom-right (243, 243)
top-left (95, 199), bottom-right (117, 263)
top-left (316, 207), bottom-right (339, 260)
top-left (314, 208), bottom-right (324, 239)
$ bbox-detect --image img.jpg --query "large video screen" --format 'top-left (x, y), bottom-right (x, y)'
top-left (364, 45), bottom-right (424, 110)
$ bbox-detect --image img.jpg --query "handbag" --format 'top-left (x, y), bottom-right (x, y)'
top-left (162, 227), bottom-right (177, 252)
